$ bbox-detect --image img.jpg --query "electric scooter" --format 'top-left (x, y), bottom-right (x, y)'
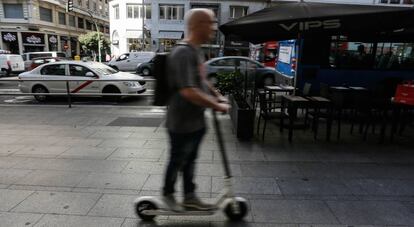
top-left (134, 110), bottom-right (248, 221)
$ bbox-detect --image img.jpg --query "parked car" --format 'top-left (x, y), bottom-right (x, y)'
top-left (0, 54), bottom-right (25, 77)
top-left (18, 61), bottom-right (146, 102)
top-left (29, 57), bottom-right (68, 71)
top-left (205, 56), bottom-right (277, 88)
top-left (21, 51), bottom-right (67, 70)
top-left (135, 55), bottom-right (155, 76)
top-left (108, 52), bottom-right (155, 72)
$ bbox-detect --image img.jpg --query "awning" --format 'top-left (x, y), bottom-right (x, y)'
top-left (158, 31), bottom-right (183, 39)
top-left (219, 2), bottom-right (414, 43)
top-left (125, 30), bottom-right (143, 38)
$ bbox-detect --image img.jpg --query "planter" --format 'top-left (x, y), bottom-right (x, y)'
top-left (229, 94), bottom-right (255, 140)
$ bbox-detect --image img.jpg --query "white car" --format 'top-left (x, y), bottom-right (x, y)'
top-left (18, 61), bottom-right (146, 102)
top-left (0, 54), bottom-right (25, 77)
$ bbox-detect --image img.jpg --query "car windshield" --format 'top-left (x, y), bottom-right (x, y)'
top-left (90, 64), bottom-right (119, 75)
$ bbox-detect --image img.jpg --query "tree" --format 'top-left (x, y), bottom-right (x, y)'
top-left (78, 31), bottom-right (110, 61)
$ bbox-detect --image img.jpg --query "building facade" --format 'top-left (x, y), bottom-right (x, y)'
top-left (109, 0), bottom-right (269, 58)
top-left (0, 0), bottom-right (110, 57)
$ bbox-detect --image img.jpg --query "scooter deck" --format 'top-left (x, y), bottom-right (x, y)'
top-left (142, 209), bottom-right (216, 216)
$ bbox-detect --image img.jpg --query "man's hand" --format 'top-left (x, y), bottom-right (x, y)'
top-left (214, 103), bottom-right (230, 113)
top-left (217, 95), bottom-right (229, 104)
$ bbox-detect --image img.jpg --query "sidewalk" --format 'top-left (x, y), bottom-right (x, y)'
top-left (0, 105), bottom-right (413, 227)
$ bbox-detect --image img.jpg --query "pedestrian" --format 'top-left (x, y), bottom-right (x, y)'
top-left (162, 8), bottom-right (230, 212)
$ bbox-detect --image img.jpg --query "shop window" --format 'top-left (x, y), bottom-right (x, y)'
top-left (376, 43), bottom-right (414, 69)
top-left (229, 6), bottom-right (248, 19)
top-left (86, 20), bottom-right (92, 30)
top-left (40, 7), bottom-right (53, 22)
top-left (69, 15), bottom-right (76, 27)
top-left (329, 36), bottom-right (414, 70)
top-left (3, 3), bottom-right (24, 19)
top-left (58, 12), bottom-right (66, 25)
top-left (159, 5), bottom-right (184, 20)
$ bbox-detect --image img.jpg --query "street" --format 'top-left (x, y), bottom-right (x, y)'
top-left (0, 75), bottom-right (155, 106)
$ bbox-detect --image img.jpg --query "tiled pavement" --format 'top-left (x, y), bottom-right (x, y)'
top-left (0, 105), bottom-right (413, 227)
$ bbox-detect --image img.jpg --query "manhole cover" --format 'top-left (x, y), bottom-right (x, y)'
top-left (107, 117), bottom-right (164, 127)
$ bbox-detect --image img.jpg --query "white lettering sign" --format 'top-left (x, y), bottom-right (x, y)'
top-left (26, 35), bottom-right (41, 44)
top-left (279, 19), bottom-right (341, 31)
top-left (49, 36), bottom-right (57, 44)
top-left (278, 46), bottom-right (292, 64)
top-left (3, 33), bottom-right (16, 42)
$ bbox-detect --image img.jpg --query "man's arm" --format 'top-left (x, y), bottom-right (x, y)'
top-left (180, 87), bottom-right (229, 113)
top-left (203, 80), bottom-right (228, 103)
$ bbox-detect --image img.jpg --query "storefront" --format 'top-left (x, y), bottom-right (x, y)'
top-left (22, 32), bottom-right (45, 53)
top-left (70, 37), bottom-right (78, 57)
top-left (158, 31), bottom-right (183, 52)
top-left (1, 32), bottom-right (20, 54)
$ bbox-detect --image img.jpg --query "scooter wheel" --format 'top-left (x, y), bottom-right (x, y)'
top-left (224, 200), bottom-right (248, 221)
top-left (136, 200), bottom-right (157, 221)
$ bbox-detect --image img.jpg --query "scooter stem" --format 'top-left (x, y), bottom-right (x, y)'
top-left (212, 110), bottom-right (232, 178)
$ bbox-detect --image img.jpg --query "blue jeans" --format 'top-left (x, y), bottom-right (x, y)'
top-left (163, 128), bottom-right (206, 197)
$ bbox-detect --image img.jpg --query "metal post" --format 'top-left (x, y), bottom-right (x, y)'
top-left (142, 0), bottom-right (145, 51)
top-left (66, 81), bottom-right (72, 108)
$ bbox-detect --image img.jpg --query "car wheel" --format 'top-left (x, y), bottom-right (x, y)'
top-left (103, 85), bottom-right (121, 102)
top-left (32, 85), bottom-right (49, 102)
top-left (142, 68), bottom-right (151, 76)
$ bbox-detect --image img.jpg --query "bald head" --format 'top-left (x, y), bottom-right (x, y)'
top-left (184, 8), bottom-right (216, 42)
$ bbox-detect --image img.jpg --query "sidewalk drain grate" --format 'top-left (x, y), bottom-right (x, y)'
top-left (107, 117), bottom-right (164, 127)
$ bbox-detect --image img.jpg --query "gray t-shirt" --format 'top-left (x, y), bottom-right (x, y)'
top-left (166, 43), bottom-right (208, 133)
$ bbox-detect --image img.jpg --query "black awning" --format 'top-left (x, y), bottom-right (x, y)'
top-left (219, 2), bottom-right (414, 43)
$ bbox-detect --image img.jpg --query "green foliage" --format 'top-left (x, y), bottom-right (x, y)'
top-left (215, 70), bottom-right (243, 96)
top-left (78, 31), bottom-right (110, 53)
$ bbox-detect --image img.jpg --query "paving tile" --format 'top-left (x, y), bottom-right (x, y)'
top-left (76, 172), bottom-right (148, 190)
top-left (313, 151), bottom-right (373, 163)
top-left (195, 163), bottom-right (242, 176)
top-left (98, 139), bottom-right (146, 148)
top-left (107, 148), bottom-right (164, 160)
top-left (128, 131), bottom-right (167, 139)
top-left (87, 194), bottom-right (138, 218)
top-left (89, 131), bottom-right (133, 139)
top-left (34, 214), bottom-right (124, 227)
top-left (0, 212), bottom-right (43, 227)
top-left (327, 200), bottom-right (414, 225)
top-left (345, 179), bottom-right (414, 196)
top-left (214, 150), bottom-right (266, 162)
top-left (57, 146), bottom-right (117, 159)
top-left (0, 145), bottom-right (25, 156)
top-left (12, 146), bottom-right (71, 158)
top-left (142, 174), bottom-right (211, 193)
top-left (0, 189), bottom-right (34, 211)
top-left (0, 157), bottom-right (27, 169)
top-left (212, 223), bottom-right (298, 227)
top-left (0, 169), bottom-right (32, 185)
top-left (122, 219), bottom-right (211, 227)
top-left (143, 140), bottom-right (169, 149)
top-left (212, 177), bottom-right (281, 194)
top-left (14, 136), bottom-right (62, 146)
top-left (277, 178), bottom-right (353, 196)
top-left (14, 158), bottom-right (129, 173)
top-left (55, 138), bottom-right (104, 147)
top-left (118, 126), bottom-right (157, 133)
top-left (250, 199), bottom-right (338, 224)
top-left (14, 170), bottom-right (86, 187)
top-left (122, 161), bottom-right (166, 175)
top-left (12, 191), bottom-right (101, 215)
top-left (240, 163), bottom-right (302, 178)
top-left (263, 151), bottom-right (319, 162)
